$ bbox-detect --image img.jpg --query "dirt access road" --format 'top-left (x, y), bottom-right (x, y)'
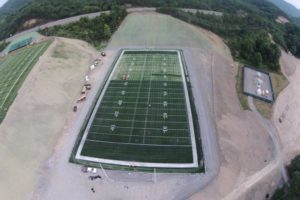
top-left (273, 51), bottom-right (300, 163)
top-left (4, 7), bottom-right (156, 43)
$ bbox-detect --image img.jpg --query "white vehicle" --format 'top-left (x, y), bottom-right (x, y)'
top-left (82, 166), bottom-right (97, 173)
top-left (87, 167), bottom-right (97, 173)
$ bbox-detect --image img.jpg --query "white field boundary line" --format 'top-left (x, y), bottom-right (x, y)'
top-left (86, 139), bottom-right (192, 147)
top-left (104, 87), bottom-right (182, 95)
top-left (0, 51), bottom-right (26, 71)
top-left (0, 50), bottom-right (33, 85)
top-left (178, 50), bottom-right (199, 167)
top-left (76, 50), bottom-right (126, 160)
top-left (0, 43), bottom-right (47, 109)
top-left (76, 49), bottom-right (198, 168)
top-left (128, 53), bottom-right (148, 142)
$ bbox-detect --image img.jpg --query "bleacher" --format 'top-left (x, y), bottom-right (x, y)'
top-left (8, 37), bottom-right (32, 53)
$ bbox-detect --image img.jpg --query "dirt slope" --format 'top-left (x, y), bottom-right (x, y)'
top-left (273, 50), bottom-right (300, 163)
top-left (0, 37), bottom-right (98, 200)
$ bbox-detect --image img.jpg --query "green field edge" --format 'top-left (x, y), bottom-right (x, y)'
top-left (0, 39), bottom-right (53, 124)
top-left (69, 49), bottom-right (204, 173)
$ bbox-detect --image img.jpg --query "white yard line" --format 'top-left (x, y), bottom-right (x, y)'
top-left (93, 118), bottom-right (188, 123)
top-left (86, 139), bottom-right (191, 147)
top-left (89, 132), bottom-right (190, 139)
top-left (99, 105), bottom-right (186, 111)
top-left (143, 55), bottom-right (154, 143)
top-left (102, 100), bottom-right (185, 105)
top-left (106, 91), bottom-right (184, 95)
top-left (128, 53), bottom-right (148, 142)
top-left (92, 124), bottom-right (188, 131)
top-left (0, 43), bottom-right (47, 108)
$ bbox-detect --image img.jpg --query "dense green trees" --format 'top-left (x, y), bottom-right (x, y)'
top-left (39, 6), bottom-right (127, 48)
top-left (158, 7), bottom-right (281, 71)
top-left (0, 42), bottom-right (8, 52)
top-left (272, 155), bottom-right (300, 200)
top-left (0, 0), bottom-right (116, 41)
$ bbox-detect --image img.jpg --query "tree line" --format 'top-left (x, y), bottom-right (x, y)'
top-left (39, 6), bottom-right (127, 49)
top-left (272, 155), bottom-right (300, 200)
top-left (0, 0), bottom-right (117, 41)
top-left (158, 7), bottom-right (281, 71)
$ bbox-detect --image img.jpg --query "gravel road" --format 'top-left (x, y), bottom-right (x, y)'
top-left (5, 7), bottom-right (156, 43)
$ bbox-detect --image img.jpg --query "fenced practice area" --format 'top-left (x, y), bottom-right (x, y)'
top-left (0, 40), bottom-right (52, 123)
top-left (74, 49), bottom-right (201, 171)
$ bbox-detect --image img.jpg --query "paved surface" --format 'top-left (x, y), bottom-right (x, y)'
top-left (244, 67), bottom-right (273, 102)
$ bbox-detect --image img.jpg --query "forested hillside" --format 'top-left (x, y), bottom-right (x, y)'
top-left (0, 0), bottom-right (31, 16)
top-left (2, 0), bottom-right (300, 71)
top-left (272, 155), bottom-right (300, 200)
top-left (0, 0), bottom-right (114, 40)
top-left (268, 0), bottom-right (300, 18)
top-left (40, 6), bottom-right (127, 49)
top-left (155, 0), bottom-right (293, 71)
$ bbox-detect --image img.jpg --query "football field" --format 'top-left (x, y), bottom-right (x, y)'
top-left (75, 50), bottom-right (199, 169)
top-left (0, 40), bottom-right (51, 123)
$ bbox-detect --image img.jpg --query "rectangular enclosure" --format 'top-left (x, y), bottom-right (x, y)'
top-left (243, 66), bottom-right (274, 103)
top-left (75, 50), bottom-right (198, 168)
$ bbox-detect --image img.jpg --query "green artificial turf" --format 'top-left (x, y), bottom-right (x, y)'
top-left (77, 51), bottom-right (195, 165)
top-left (0, 40), bottom-right (52, 123)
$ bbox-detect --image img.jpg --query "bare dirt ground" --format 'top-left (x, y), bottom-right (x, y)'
top-left (27, 12), bottom-right (279, 200)
top-left (0, 37), bottom-right (98, 200)
top-left (273, 50), bottom-right (300, 163)
top-left (190, 54), bottom-right (276, 200)
top-left (275, 16), bottom-right (290, 24)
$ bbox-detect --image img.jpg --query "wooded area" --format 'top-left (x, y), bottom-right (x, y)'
top-left (158, 7), bottom-right (281, 71)
top-left (272, 155), bottom-right (300, 200)
top-left (39, 6), bottom-right (127, 48)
